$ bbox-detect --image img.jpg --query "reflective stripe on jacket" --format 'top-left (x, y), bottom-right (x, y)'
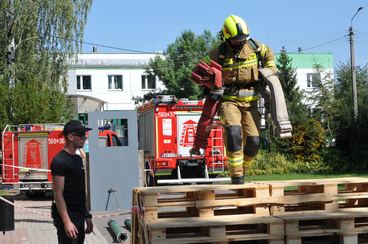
top-left (209, 40), bottom-right (277, 85)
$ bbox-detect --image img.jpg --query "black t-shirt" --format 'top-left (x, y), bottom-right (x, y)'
top-left (50, 150), bottom-right (86, 214)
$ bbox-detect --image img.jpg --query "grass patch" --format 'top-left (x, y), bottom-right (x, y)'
top-left (0, 189), bottom-right (20, 196)
top-left (245, 172), bottom-right (368, 182)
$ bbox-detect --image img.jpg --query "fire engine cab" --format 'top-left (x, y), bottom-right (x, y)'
top-left (138, 95), bottom-right (230, 185)
top-left (1, 124), bottom-right (65, 196)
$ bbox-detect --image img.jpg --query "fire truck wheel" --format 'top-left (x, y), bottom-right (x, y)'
top-left (25, 191), bottom-right (46, 199)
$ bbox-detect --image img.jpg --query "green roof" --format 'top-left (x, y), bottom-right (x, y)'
top-left (275, 53), bottom-right (333, 69)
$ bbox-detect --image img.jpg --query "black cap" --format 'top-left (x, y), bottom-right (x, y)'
top-left (63, 120), bottom-right (92, 135)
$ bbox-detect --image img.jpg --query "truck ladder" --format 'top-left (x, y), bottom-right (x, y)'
top-left (1, 126), bottom-right (16, 181)
top-left (210, 128), bottom-right (225, 173)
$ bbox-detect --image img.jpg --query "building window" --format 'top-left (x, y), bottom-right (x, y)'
top-left (76, 75), bottom-right (91, 90)
top-left (141, 74), bottom-right (156, 90)
top-left (306, 73), bottom-right (321, 88)
top-left (108, 75), bottom-right (123, 90)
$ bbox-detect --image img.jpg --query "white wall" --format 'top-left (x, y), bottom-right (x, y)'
top-left (67, 53), bottom-right (165, 111)
top-left (295, 68), bottom-right (333, 91)
top-left (295, 67), bottom-right (334, 107)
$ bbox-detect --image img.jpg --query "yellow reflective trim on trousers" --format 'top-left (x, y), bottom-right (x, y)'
top-left (228, 161), bottom-right (243, 167)
top-left (227, 156), bottom-right (244, 166)
top-left (223, 59), bottom-right (258, 71)
top-left (222, 95), bottom-right (260, 102)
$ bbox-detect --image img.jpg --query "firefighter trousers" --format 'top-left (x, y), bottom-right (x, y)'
top-left (219, 100), bottom-right (260, 178)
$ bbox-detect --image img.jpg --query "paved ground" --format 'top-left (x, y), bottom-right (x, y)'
top-left (0, 193), bottom-right (131, 244)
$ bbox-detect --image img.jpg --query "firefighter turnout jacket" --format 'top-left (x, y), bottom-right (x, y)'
top-left (209, 39), bottom-right (276, 86)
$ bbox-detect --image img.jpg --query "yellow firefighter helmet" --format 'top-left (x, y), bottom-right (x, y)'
top-left (222, 15), bottom-right (249, 41)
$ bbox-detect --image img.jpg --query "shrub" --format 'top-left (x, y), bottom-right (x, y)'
top-left (247, 150), bottom-right (332, 176)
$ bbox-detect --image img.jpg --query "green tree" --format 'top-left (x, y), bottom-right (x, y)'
top-left (0, 0), bottom-right (92, 129)
top-left (276, 47), bottom-right (307, 124)
top-left (145, 30), bottom-right (219, 100)
top-left (0, 81), bottom-right (9, 127)
top-left (272, 49), bottom-right (306, 157)
top-left (290, 118), bottom-right (325, 162)
top-left (333, 62), bottom-right (368, 169)
top-left (305, 63), bottom-right (337, 144)
top-left (272, 49), bottom-right (327, 163)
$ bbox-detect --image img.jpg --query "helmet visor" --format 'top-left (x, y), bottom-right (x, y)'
top-left (229, 34), bottom-right (248, 43)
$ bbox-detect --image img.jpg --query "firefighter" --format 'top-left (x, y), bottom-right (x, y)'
top-left (209, 15), bottom-right (277, 184)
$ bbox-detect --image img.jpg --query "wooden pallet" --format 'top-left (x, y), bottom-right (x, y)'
top-left (131, 177), bottom-right (368, 244)
top-left (334, 178), bottom-right (368, 211)
top-left (136, 183), bottom-right (272, 224)
top-left (254, 177), bottom-right (368, 216)
top-left (132, 188), bottom-right (143, 244)
top-left (132, 183), bottom-right (274, 244)
top-left (281, 209), bottom-right (368, 244)
top-left (147, 215), bottom-right (284, 244)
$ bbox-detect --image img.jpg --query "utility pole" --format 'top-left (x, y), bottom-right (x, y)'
top-left (349, 7), bottom-right (363, 122)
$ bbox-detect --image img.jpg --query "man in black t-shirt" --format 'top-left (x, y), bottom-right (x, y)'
top-left (51, 120), bottom-right (94, 244)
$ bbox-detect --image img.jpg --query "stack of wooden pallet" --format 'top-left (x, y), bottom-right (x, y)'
top-left (261, 177), bottom-right (368, 244)
top-left (131, 177), bottom-right (368, 244)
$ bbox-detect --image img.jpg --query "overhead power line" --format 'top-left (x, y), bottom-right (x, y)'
top-left (57, 35), bottom-right (158, 54)
top-left (273, 30), bottom-right (347, 46)
top-left (289, 35), bottom-right (347, 53)
top-left (56, 33), bottom-right (347, 65)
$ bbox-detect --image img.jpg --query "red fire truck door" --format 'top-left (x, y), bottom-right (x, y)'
top-left (177, 113), bottom-right (201, 156)
top-left (18, 133), bottom-right (48, 180)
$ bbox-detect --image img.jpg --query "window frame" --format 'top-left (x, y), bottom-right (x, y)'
top-left (141, 74), bottom-right (156, 90)
top-left (108, 74), bottom-right (123, 90)
top-left (76, 75), bottom-right (92, 91)
top-left (306, 72), bottom-right (321, 88)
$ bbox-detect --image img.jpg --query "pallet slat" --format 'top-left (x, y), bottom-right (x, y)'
top-left (148, 216), bottom-right (284, 244)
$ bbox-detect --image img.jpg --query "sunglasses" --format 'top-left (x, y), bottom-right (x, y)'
top-left (72, 133), bottom-right (86, 139)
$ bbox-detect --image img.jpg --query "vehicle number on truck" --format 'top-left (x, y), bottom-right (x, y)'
top-left (48, 138), bottom-right (65, 144)
top-left (157, 112), bottom-right (175, 118)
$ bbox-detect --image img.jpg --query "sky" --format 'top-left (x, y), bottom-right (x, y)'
top-left (83, 0), bottom-right (368, 68)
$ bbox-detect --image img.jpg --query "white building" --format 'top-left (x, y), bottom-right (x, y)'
top-left (278, 53), bottom-right (334, 106)
top-left (66, 53), bottom-right (165, 117)
top-left (66, 52), bottom-right (333, 118)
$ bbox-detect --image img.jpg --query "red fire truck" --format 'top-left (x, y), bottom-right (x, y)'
top-left (138, 95), bottom-right (230, 185)
top-left (1, 124), bottom-right (65, 197)
top-left (1, 123), bottom-right (120, 197)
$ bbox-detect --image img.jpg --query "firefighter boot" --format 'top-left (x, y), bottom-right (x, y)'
top-left (231, 176), bottom-right (244, 184)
